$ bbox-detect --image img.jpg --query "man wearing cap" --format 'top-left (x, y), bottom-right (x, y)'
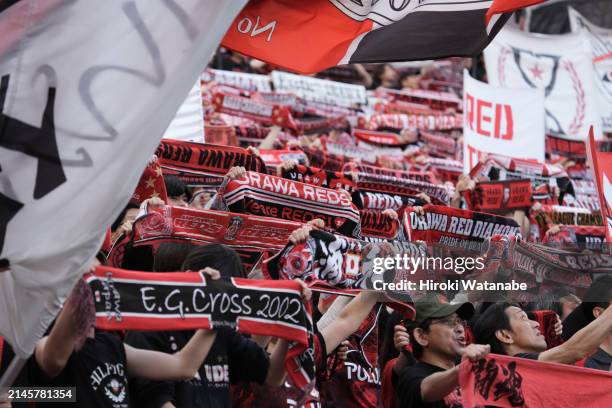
top-left (395, 295), bottom-right (490, 408)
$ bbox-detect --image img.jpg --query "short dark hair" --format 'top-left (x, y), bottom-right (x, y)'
top-left (154, 242), bottom-right (194, 272)
top-left (163, 175), bottom-right (188, 198)
top-left (472, 302), bottom-right (514, 355)
top-left (181, 243), bottom-right (244, 278)
top-left (582, 275), bottom-right (612, 319)
top-left (409, 319), bottom-right (433, 359)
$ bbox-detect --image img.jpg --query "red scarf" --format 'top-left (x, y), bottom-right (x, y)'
top-left (356, 172), bottom-right (452, 205)
top-left (367, 112), bottom-right (462, 132)
top-left (353, 129), bottom-right (405, 147)
top-left (375, 87), bottom-right (461, 111)
top-left (131, 156), bottom-right (168, 205)
top-left (220, 171), bottom-right (361, 238)
top-left (403, 205), bottom-right (520, 251)
top-left (463, 180), bottom-right (533, 212)
top-left (87, 266), bottom-right (315, 389)
top-left (156, 140), bottom-right (266, 187)
top-left (359, 209), bottom-right (400, 242)
top-left (303, 146), bottom-right (351, 172)
top-left (419, 131), bottom-right (459, 159)
top-left (204, 124), bottom-right (239, 147)
top-left (460, 354), bottom-right (612, 407)
top-left (343, 163), bottom-right (439, 184)
top-left (282, 164), bottom-right (356, 193)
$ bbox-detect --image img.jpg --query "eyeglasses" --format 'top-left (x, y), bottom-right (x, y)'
top-left (430, 316), bottom-right (467, 328)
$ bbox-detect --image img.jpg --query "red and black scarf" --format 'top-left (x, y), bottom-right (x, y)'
top-left (343, 163), bottom-right (439, 184)
top-left (282, 164), bottom-right (356, 193)
top-left (355, 172), bottom-right (452, 206)
top-left (220, 171), bottom-right (361, 238)
top-left (130, 156), bottom-right (168, 205)
top-left (463, 180), bottom-right (533, 213)
top-left (403, 205), bottom-right (520, 252)
top-left (156, 140), bottom-right (266, 187)
top-left (367, 112), bottom-right (462, 132)
top-left (359, 209), bottom-right (400, 242)
top-left (87, 266), bottom-right (316, 389)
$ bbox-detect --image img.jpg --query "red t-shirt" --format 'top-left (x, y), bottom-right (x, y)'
top-left (382, 358), bottom-right (398, 408)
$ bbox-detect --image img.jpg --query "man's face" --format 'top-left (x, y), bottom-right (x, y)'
top-left (425, 313), bottom-right (467, 360)
top-left (506, 306), bottom-right (547, 352)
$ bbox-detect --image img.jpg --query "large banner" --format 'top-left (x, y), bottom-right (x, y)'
top-left (463, 70), bottom-right (545, 173)
top-left (569, 8), bottom-right (612, 132)
top-left (0, 0), bottom-right (246, 357)
top-left (484, 26), bottom-right (602, 140)
top-left (222, 0), bottom-right (543, 74)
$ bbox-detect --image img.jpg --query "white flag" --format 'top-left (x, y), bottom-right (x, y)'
top-left (463, 70), bottom-right (545, 173)
top-left (484, 26), bottom-right (601, 140)
top-left (0, 0), bottom-right (246, 357)
top-left (568, 8), bottom-right (612, 132)
top-left (162, 80), bottom-right (205, 143)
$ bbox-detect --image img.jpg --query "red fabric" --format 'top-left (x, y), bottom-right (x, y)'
top-left (130, 156), bottom-right (168, 205)
top-left (156, 139), bottom-right (266, 187)
top-left (587, 128), bottom-right (612, 242)
top-left (460, 354), bottom-right (612, 407)
top-left (530, 310), bottom-right (563, 349)
top-left (354, 129), bottom-right (404, 147)
top-left (282, 164), bottom-right (356, 193)
top-left (381, 358), bottom-right (397, 408)
top-left (359, 209), bottom-right (399, 241)
top-left (368, 112), bottom-right (462, 132)
top-left (463, 180), bottom-right (532, 212)
top-left (204, 124), bottom-right (239, 147)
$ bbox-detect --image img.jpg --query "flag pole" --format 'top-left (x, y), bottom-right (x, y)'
top-left (0, 356), bottom-right (26, 387)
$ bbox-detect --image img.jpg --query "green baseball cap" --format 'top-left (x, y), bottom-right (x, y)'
top-left (409, 294), bottom-right (475, 328)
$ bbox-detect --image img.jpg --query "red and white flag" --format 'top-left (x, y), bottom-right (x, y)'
top-left (222, 0), bottom-right (544, 74)
top-left (586, 126), bottom-right (612, 242)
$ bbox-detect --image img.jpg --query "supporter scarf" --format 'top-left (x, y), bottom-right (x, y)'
top-left (282, 164), bottom-right (356, 193)
top-left (533, 204), bottom-right (603, 229)
top-left (343, 163), bottom-right (439, 184)
top-left (264, 229), bottom-right (420, 318)
top-left (460, 354), bottom-right (612, 407)
top-left (303, 146), bottom-right (350, 172)
top-left (110, 206), bottom-right (301, 272)
top-left (419, 131), bottom-right (459, 159)
top-left (86, 266), bottom-right (315, 389)
top-left (546, 134), bottom-right (586, 159)
top-left (356, 172), bottom-right (452, 206)
top-left (367, 112), bottom-right (462, 132)
top-left (156, 140), bottom-right (266, 187)
top-left (204, 124), bottom-right (238, 147)
top-left (542, 225), bottom-right (606, 246)
top-left (220, 171), bottom-right (361, 238)
top-left (257, 91), bottom-right (357, 119)
top-left (376, 87), bottom-right (462, 111)
top-left (325, 142), bottom-right (378, 164)
top-left (413, 157), bottom-right (463, 184)
top-left (130, 156), bottom-right (168, 205)
top-left (463, 180), bottom-right (532, 212)
top-left (485, 236), bottom-right (611, 294)
top-left (353, 129), bottom-right (404, 147)
top-left (359, 209), bottom-right (399, 242)
top-left (403, 205), bottom-right (520, 252)
top-left (258, 149), bottom-right (308, 170)
top-left (211, 91), bottom-right (290, 127)
top-left (292, 116), bottom-right (349, 135)
top-left (234, 124), bottom-right (270, 143)
top-left (357, 191), bottom-right (427, 211)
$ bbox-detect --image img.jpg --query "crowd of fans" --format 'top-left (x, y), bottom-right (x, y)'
top-left (1, 50), bottom-right (611, 408)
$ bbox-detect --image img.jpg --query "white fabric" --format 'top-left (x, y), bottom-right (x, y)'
top-left (271, 70), bottom-right (366, 107)
top-left (202, 69), bottom-right (272, 92)
top-left (463, 70), bottom-right (545, 173)
top-left (484, 26), bottom-right (601, 140)
top-left (0, 0), bottom-right (246, 357)
top-left (162, 80), bottom-right (205, 143)
top-left (568, 8), bottom-right (612, 132)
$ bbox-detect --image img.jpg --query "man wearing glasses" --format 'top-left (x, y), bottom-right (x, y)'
top-left (395, 296), bottom-right (490, 408)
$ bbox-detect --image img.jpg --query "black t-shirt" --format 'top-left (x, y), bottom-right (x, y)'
top-left (585, 348), bottom-right (612, 371)
top-left (513, 352), bottom-right (540, 360)
top-left (1, 337), bottom-right (32, 408)
top-left (31, 332), bottom-right (130, 408)
top-left (125, 328), bottom-right (269, 408)
top-left (395, 362), bottom-right (462, 408)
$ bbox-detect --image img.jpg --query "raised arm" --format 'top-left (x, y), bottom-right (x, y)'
top-left (320, 291), bottom-right (381, 354)
top-left (539, 304), bottom-right (612, 364)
